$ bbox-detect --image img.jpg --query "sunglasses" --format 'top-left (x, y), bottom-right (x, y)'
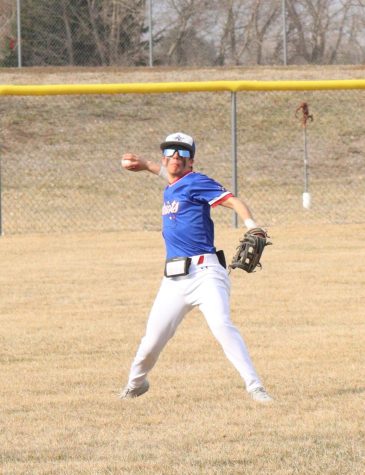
top-left (163, 148), bottom-right (191, 158)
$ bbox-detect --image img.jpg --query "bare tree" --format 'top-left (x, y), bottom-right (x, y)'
top-left (166, 0), bottom-right (195, 63)
top-left (3, 0), bottom-right (365, 67)
top-left (60, 0), bottom-right (75, 64)
top-left (215, 0), bottom-right (236, 65)
top-left (150, 0), bottom-right (215, 65)
top-left (0, 0), bottom-right (16, 63)
top-left (285, 0), bottom-right (363, 64)
top-left (79, 0), bottom-right (147, 65)
top-left (16, 0), bottom-right (148, 66)
top-left (164, 0), bottom-right (213, 64)
top-left (216, 0), bottom-right (280, 65)
top-left (250, 0), bottom-right (281, 64)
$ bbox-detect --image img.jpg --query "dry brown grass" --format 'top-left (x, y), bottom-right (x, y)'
top-left (1, 65), bottom-right (365, 234)
top-left (1, 64), bottom-right (364, 473)
top-left (1, 224), bottom-right (364, 474)
top-left (1, 63), bottom-right (365, 84)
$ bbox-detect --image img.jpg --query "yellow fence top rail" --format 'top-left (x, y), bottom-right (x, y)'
top-left (1, 79), bottom-right (365, 96)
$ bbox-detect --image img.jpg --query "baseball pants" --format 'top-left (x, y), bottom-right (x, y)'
top-left (126, 254), bottom-right (263, 392)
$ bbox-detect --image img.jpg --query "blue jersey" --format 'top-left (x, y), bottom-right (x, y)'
top-left (162, 172), bottom-right (232, 259)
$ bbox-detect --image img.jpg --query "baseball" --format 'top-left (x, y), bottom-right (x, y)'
top-left (121, 158), bottom-right (133, 168)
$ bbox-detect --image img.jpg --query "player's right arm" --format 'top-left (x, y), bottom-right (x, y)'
top-left (121, 153), bottom-right (167, 179)
top-left (219, 196), bottom-right (258, 230)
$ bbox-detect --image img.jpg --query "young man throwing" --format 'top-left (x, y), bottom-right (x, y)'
top-left (120, 132), bottom-right (273, 403)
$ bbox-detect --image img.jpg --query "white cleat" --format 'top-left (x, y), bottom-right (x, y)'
top-left (249, 387), bottom-right (273, 403)
top-left (119, 379), bottom-right (150, 399)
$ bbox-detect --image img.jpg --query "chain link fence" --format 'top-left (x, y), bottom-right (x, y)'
top-left (1, 1), bottom-right (365, 68)
top-left (1, 85), bottom-right (364, 235)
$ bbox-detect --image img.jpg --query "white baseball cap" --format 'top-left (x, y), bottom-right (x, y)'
top-left (160, 132), bottom-right (196, 158)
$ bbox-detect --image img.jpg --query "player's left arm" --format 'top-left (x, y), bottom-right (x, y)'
top-left (219, 196), bottom-right (258, 229)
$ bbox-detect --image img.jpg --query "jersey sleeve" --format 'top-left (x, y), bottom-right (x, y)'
top-left (190, 173), bottom-right (233, 207)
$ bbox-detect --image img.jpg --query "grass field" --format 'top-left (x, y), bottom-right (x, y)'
top-left (1, 224), bottom-right (364, 474)
top-left (1, 64), bottom-right (364, 473)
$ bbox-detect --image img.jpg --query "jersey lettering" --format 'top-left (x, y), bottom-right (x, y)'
top-left (162, 200), bottom-right (179, 216)
top-left (162, 172), bottom-right (232, 259)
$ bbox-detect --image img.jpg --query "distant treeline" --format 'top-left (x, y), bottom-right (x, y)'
top-left (1, 0), bottom-right (365, 67)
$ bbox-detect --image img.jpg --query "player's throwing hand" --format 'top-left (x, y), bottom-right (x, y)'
top-left (121, 152), bottom-right (165, 176)
top-left (121, 153), bottom-right (147, 171)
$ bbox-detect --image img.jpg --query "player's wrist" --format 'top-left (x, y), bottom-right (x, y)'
top-left (144, 159), bottom-right (154, 171)
top-left (158, 165), bottom-right (168, 180)
top-left (244, 218), bottom-right (257, 230)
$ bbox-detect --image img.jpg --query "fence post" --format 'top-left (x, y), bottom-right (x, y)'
top-left (295, 102), bottom-right (313, 209)
top-left (282, 0), bottom-right (287, 66)
top-left (148, 0), bottom-right (153, 67)
top-left (302, 125), bottom-right (311, 208)
top-left (0, 148), bottom-right (3, 236)
top-left (231, 92), bottom-right (238, 228)
top-left (16, 0), bottom-right (22, 68)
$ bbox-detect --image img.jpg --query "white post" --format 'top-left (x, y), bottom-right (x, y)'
top-left (16, 0), bottom-right (22, 68)
top-left (302, 126), bottom-right (311, 209)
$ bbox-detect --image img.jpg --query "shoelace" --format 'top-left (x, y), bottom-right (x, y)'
top-left (253, 387), bottom-right (269, 396)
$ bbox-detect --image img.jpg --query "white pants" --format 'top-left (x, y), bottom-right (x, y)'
top-left (127, 254), bottom-right (263, 392)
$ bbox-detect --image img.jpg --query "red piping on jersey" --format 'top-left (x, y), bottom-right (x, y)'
top-left (211, 193), bottom-right (233, 207)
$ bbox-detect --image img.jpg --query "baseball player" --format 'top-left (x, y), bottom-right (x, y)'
top-left (120, 132), bottom-right (273, 403)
